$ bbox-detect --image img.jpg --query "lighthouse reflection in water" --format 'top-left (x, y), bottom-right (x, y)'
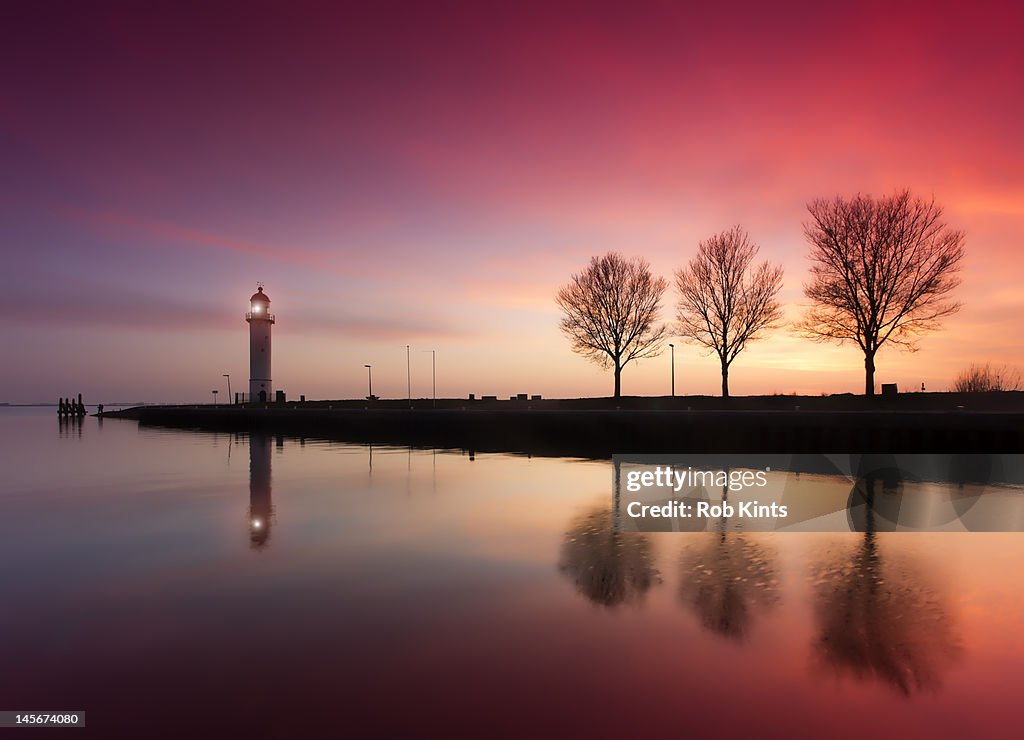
top-left (6, 409), bottom-right (1024, 737)
top-left (248, 433), bottom-right (274, 548)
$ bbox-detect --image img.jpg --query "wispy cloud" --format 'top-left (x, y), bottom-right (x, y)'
top-left (3, 283), bottom-right (475, 342)
top-left (58, 206), bottom-right (361, 277)
top-left (286, 310), bottom-right (475, 342)
top-left (2, 287), bottom-right (231, 332)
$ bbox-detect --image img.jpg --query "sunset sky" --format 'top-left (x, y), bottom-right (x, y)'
top-left (3, 0), bottom-right (1023, 403)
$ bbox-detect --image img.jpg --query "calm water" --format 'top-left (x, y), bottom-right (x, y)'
top-left (2, 407), bottom-right (1024, 738)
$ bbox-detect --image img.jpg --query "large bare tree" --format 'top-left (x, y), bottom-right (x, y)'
top-left (556, 252), bottom-right (668, 398)
top-left (675, 226), bottom-right (784, 397)
top-left (799, 190), bottom-right (965, 395)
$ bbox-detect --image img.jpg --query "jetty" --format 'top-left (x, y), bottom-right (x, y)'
top-left (101, 392), bottom-right (1024, 457)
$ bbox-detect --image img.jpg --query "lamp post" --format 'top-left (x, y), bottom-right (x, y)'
top-left (669, 343), bottom-right (675, 398)
top-left (364, 364), bottom-right (373, 400)
top-left (223, 374), bottom-right (232, 404)
top-left (405, 344), bottom-right (411, 408)
top-left (422, 350), bottom-right (436, 408)
top-left (212, 389), bottom-right (219, 406)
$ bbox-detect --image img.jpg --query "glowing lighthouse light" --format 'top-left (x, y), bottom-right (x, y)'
top-left (245, 285), bottom-right (275, 404)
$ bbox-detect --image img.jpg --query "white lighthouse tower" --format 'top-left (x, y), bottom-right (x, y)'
top-left (246, 285), bottom-right (274, 403)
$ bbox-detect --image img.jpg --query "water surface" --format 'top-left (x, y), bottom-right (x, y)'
top-left (1, 408), bottom-right (1023, 738)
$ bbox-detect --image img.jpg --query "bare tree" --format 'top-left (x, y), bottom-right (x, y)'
top-left (799, 190), bottom-right (965, 396)
top-left (951, 363), bottom-right (1022, 392)
top-left (556, 252), bottom-right (668, 398)
top-left (675, 226), bottom-right (783, 397)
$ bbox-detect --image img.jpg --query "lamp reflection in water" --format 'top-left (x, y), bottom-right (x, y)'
top-left (248, 432), bottom-right (274, 549)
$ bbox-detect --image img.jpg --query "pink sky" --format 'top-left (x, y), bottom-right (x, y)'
top-left (2, 1), bottom-right (1022, 402)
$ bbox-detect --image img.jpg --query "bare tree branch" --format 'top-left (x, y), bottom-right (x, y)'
top-left (674, 226), bottom-right (784, 397)
top-left (556, 252), bottom-right (668, 397)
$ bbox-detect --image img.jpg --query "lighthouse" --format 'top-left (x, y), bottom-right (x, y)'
top-left (246, 285), bottom-right (274, 403)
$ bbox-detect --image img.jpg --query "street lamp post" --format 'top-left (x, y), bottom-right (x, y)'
top-left (223, 374), bottom-right (231, 404)
top-left (212, 389), bottom-right (219, 406)
top-left (364, 364), bottom-right (373, 400)
top-left (669, 343), bottom-right (675, 398)
top-left (422, 350), bottom-right (436, 408)
top-left (406, 344), bottom-right (411, 408)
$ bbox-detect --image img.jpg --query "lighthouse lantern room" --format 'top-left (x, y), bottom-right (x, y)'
top-left (246, 285), bottom-right (275, 403)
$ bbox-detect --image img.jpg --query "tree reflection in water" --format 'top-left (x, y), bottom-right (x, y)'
top-left (678, 531), bottom-right (781, 641)
top-left (811, 477), bottom-right (963, 695)
top-left (558, 506), bottom-right (661, 607)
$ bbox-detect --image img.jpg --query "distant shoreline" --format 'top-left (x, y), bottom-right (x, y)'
top-left (1, 402), bottom-right (143, 408)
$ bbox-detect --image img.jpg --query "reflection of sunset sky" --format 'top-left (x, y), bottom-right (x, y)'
top-left (4, 2), bottom-right (1023, 401)
top-left (6, 411), bottom-right (1024, 735)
